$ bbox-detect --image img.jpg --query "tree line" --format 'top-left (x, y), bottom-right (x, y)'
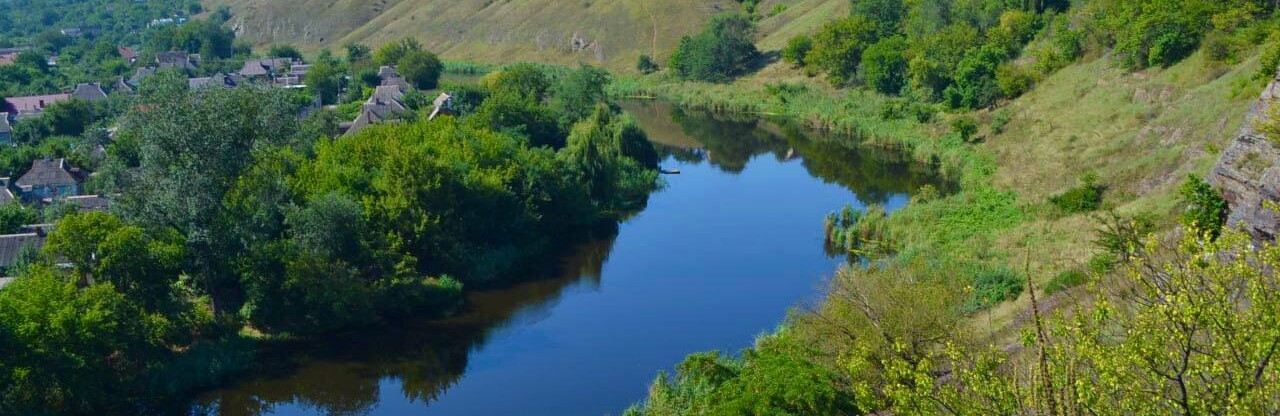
top-left (0, 59), bottom-right (658, 413)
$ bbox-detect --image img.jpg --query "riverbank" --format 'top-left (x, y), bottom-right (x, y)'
top-left (611, 46), bottom-right (1267, 404)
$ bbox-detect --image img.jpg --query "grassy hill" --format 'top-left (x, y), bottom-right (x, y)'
top-left (203, 0), bottom-right (847, 69)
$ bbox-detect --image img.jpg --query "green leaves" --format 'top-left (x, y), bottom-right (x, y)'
top-left (670, 13), bottom-right (761, 83)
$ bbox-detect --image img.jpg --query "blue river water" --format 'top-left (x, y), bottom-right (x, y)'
top-left (191, 100), bottom-right (941, 416)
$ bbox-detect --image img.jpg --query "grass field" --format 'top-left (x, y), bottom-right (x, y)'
top-left (205, 0), bottom-right (850, 70)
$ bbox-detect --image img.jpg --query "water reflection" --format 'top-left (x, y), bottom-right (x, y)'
top-left (191, 101), bottom-right (947, 416)
top-left (193, 236), bottom-right (619, 416)
top-left (623, 100), bottom-right (946, 207)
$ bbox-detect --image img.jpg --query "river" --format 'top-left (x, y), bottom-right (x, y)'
top-left (190, 100), bottom-right (943, 416)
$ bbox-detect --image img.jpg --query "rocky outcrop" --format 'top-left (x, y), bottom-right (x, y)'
top-left (1208, 69), bottom-right (1280, 241)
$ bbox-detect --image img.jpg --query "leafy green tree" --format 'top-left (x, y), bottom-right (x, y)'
top-left (0, 203), bottom-right (38, 234)
top-left (1179, 175), bottom-right (1228, 238)
top-left (943, 44), bottom-right (1007, 109)
top-left (345, 42), bottom-right (371, 64)
top-left (852, 0), bottom-right (905, 37)
top-left (305, 60), bottom-right (341, 105)
top-left (808, 15), bottom-right (878, 86)
top-left (0, 270), bottom-right (166, 414)
top-left (550, 64), bottom-right (612, 124)
top-left (558, 106), bottom-right (659, 211)
top-left (669, 13), bottom-right (760, 82)
top-left (43, 212), bottom-right (185, 310)
top-left (373, 37), bottom-right (423, 66)
top-left (485, 63), bottom-right (551, 101)
top-left (43, 98), bottom-right (96, 137)
top-left (267, 44), bottom-right (302, 60)
top-left (14, 50), bottom-right (48, 72)
top-left (907, 23), bottom-right (981, 100)
top-left (636, 55), bottom-right (659, 74)
top-left (397, 49), bottom-right (444, 90)
top-left (781, 35), bottom-right (813, 68)
top-left (106, 72), bottom-right (303, 313)
top-left (861, 36), bottom-right (909, 95)
top-left (467, 91), bottom-right (565, 148)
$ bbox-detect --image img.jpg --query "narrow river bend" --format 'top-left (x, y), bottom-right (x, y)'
top-left (191, 101), bottom-right (943, 416)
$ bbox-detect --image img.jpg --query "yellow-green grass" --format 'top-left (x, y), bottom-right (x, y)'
top-left (205, 0), bottom-right (849, 71)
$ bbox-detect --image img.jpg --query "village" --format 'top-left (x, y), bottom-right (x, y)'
top-left (0, 46), bottom-right (454, 286)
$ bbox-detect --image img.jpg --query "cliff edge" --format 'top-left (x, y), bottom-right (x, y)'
top-left (1209, 68), bottom-right (1280, 241)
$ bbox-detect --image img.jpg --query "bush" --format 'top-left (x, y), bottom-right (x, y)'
top-left (862, 37), bottom-right (909, 95)
top-left (1044, 269), bottom-right (1086, 294)
top-left (636, 54), bottom-right (659, 74)
top-left (995, 62), bottom-right (1034, 99)
top-left (1259, 33), bottom-right (1280, 79)
top-left (965, 266), bottom-right (1024, 312)
top-left (781, 35), bottom-right (813, 68)
top-left (669, 13), bottom-right (760, 82)
top-left (807, 15), bottom-right (878, 86)
top-left (1050, 173), bottom-right (1105, 213)
top-left (1179, 175), bottom-right (1228, 238)
top-left (951, 116), bottom-right (979, 143)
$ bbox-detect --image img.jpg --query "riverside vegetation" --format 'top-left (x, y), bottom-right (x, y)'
top-left (618, 0), bottom-right (1280, 414)
top-left (0, 11), bottom-right (660, 410)
top-left (4, 0), bottom-right (1280, 414)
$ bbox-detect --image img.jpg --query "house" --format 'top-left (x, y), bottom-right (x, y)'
top-left (0, 47), bottom-right (29, 66)
top-left (118, 46), bottom-right (138, 64)
top-left (0, 231), bottom-right (45, 270)
top-left (378, 66), bottom-right (399, 79)
top-left (60, 28), bottom-right (82, 37)
top-left (156, 51), bottom-right (195, 70)
top-left (15, 158), bottom-right (87, 201)
top-left (71, 83), bottom-right (108, 102)
top-left (0, 178), bottom-right (16, 205)
top-left (114, 77), bottom-right (135, 95)
top-left (2, 93), bottom-right (71, 120)
top-left (65, 195), bottom-right (109, 212)
top-left (289, 64), bottom-right (312, 77)
top-left (130, 66), bottom-right (156, 85)
top-left (344, 85), bottom-right (408, 136)
top-left (189, 73), bottom-right (239, 89)
top-left (0, 178), bottom-right (13, 205)
top-left (377, 65), bottom-right (412, 92)
top-left (0, 114), bottom-right (10, 144)
top-left (239, 58), bottom-right (297, 79)
top-left (429, 93), bottom-right (455, 120)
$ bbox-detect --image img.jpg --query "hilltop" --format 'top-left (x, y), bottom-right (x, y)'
top-left (203, 0), bottom-right (848, 69)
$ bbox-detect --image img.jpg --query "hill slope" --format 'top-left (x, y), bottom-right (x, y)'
top-left (204, 0), bottom-right (847, 68)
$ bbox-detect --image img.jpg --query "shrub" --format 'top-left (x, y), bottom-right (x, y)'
top-left (861, 37), bottom-right (909, 95)
top-left (636, 54), bottom-right (659, 74)
top-left (807, 15), bottom-right (878, 86)
top-left (965, 266), bottom-right (1024, 312)
top-left (1259, 33), bottom-right (1280, 79)
top-left (1050, 173), bottom-right (1105, 213)
top-left (995, 62), bottom-right (1034, 99)
top-left (781, 35), bottom-right (813, 68)
top-left (1088, 252), bottom-right (1117, 275)
top-left (1044, 269), bottom-right (1086, 295)
top-left (1094, 210), bottom-right (1155, 261)
top-left (951, 116), bottom-right (978, 143)
top-left (1179, 175), bottom-right (1228, 239)
top-left (669, 13), bottom-right (760, 82)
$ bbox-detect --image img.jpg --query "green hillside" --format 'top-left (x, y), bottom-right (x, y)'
top-left (204, 0), bottom-right (847, 69)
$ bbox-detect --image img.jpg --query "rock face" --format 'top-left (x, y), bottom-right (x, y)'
top-left (1209, 69), bottom-right (1280, 241)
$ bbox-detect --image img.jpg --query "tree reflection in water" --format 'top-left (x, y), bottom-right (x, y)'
top-left (189, 101), bottom-right (949, 416)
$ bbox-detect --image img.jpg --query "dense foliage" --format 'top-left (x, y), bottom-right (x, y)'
top-left (669, 13), bottom-right (761, 83)
top-left (0, 54), bottom-right (657, 413)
